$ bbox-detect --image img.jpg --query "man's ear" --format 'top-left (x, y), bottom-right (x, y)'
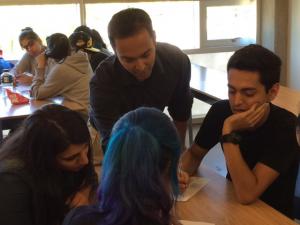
top-left (267, 83), bottom-right (280, 101)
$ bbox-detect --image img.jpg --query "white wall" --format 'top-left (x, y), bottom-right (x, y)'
top-left (287, 0), bottom-right (300, 90)
top-left (260, 0), bottom-right (275, 51)
top-left (260, 0), bottom-right (288, 86)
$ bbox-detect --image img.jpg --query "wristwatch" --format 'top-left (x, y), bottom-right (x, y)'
top-left (220, 132), bottom-right (241, 145)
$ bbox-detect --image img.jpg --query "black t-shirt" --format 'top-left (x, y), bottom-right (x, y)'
top-left (90, 42), bottom-right (192, 150)
top-left (195, 100), bottom-right (300, 218)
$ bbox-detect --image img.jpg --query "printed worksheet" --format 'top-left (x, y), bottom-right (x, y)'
top-left (180, 220), bottom-right (215, 225)
top-left (177, 177), bottom-right (209, 202)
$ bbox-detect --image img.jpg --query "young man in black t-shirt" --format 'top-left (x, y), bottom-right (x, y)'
top-left (181, 44), bottom-right (299, 218)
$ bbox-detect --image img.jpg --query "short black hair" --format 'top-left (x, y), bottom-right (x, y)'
top-left (69, 31), bottom-right (91, 50)
top-left (108, 8), bottom-right (154, 48)
top-left (74, 25), bottom-right (92, 36)
top-left (74, 25), bottom-right (107, 50)
top-left (45, 33), bottom-right (71, 61)
top-left (227, 44), bottom-right (282, 92)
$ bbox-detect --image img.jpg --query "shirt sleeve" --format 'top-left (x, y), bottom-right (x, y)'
top-left (90, 65), bottom-right (120, 150)
top-left (168, 53), bottom-right (193, 122)
top-left (260, 114), bottom-right (300, 174)
top-left (194, 100), bottom-right (231, 150)
top-left (14, 53), bottom-right (33, 75)
top-left (31, 64), bottom-right (75, 100)
top-left (0, 173), bottom-right (33, 225)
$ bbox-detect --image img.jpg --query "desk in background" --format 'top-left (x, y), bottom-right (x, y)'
top-left (190, 63), bottom-right (300, 115)
top-left (177, 165), bottom-right (298, 225)
top-left (190, 64), bottom-right (227, 104)
top-left (0, 85), bottom-right (84, 142)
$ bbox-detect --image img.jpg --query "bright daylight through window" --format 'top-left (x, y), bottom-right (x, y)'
top-left (0, 0), bottom-right (257, 60)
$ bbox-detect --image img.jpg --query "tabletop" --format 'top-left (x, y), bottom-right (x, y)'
top-left (176, 165), bottom-right (298, 225)
top-left (0, 84), bottom-right (84, 120)
top-left (0, 84), bottom-right (85, 142)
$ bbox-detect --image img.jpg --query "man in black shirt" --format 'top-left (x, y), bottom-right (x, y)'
top-left (90, 8), bottom-right (192, 151)
top-left (181, 44), bottom-right (299, 218)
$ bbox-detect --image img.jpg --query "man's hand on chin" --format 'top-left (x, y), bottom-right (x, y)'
top-left (223, 103), bottom-right (269, 134)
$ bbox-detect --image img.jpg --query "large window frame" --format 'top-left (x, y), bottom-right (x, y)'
top-left (197, 0), bottom-right (260, 53)
top-left (0, 0), bottom-right (260, 56)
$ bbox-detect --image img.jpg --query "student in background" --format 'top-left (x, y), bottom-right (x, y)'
top-left (69, 31), bottom-right (109, 71)
top-left (0, 104), bottom-right (98, 225)
top-left (181, 44), bottom-right (300, 218)
top-left (31, 33), bottom-right (93, 118)
top-left (89, 8), bottom-right (192, 152)
top-left (91, 28), bottom-right (107, 50)
top-left (13, 27), bottom-right (55, 85)
top-left (62, 107), bottom-right (182, 225)
top-left (74, 25), bottom-right (111, 56)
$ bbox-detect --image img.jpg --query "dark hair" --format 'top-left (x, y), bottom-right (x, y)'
top-left (227, 44), bottom-right (282, 92)
top-left (74, 25), bottom-right (108, 50)
top-left (98, 107), bottom-right (181, 225)
top-left (74, 25), bottom-right (92, 37)
top-left (19, 27), bottom-right (41, 47)
top-left (91, 29), bottom-right (107, 49)
top-left (0, 104), bottom-right (96, 225)
top-left (108, 8), bottom-right (154, 48)
top-left (69, 31), bottom-right (92, 51)
top-left (45, 33), bottom-right (71, 61)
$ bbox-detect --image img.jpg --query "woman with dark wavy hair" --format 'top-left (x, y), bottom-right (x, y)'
top-left (63, 107), bottom-right (181, 225)
top-left (0, 104), bottom-right (98, 225)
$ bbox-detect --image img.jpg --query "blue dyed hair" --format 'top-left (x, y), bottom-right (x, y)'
top-left (98, 107), bottom-right (181, 225)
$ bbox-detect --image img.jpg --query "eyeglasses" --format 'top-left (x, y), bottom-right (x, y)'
top-left (21, 39), bottom-right (35, 51)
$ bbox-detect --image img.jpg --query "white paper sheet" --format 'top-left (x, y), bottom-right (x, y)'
top-left (177, 177), bottom-right (209, 202)
top-left (180, 220), bottom-right (215, 225)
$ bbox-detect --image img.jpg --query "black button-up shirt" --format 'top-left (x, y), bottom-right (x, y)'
top-left (90, 42), bottom-right (192, 150)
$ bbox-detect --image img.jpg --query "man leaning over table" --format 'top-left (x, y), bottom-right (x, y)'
top-left (181, 44), bottom-right (300, 218)
top-left (89, 8), bottom-right (192, 152)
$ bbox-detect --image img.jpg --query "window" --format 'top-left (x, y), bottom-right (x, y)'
top-left (85, 1), bottom-right (200, 51)
top-left (200, 0), bottom-right (257, 50)
top-left (0, 4), bottom-right (80, 60)
top-left (0, 0), bottom-right (259, 60)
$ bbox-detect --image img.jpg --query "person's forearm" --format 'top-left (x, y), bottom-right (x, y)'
top-left (181, 144), bottom-right (207, 175)
top-left (223, 143), bottom-right (260, 203)
top-left (173, 120), bottom-right (187, 149)
top-left (31, 68), bottom-right (45, 98)
top-left (181, 150), bottom-right (201, 175)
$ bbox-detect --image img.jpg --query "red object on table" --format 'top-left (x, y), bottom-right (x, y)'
top-left (6, 88), bottom-right (29, 105)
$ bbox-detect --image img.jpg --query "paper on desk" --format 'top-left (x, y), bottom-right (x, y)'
top-left (177, 177), bottom-right (208, 202)
top-left (180, 220), bottom-right (214, 225)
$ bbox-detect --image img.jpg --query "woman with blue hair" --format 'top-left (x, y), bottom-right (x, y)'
top-left (63, 107), bottom-right (182, 225)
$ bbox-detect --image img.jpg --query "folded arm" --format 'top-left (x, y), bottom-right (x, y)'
top-left (222, 103), bottom-right (279, 203)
